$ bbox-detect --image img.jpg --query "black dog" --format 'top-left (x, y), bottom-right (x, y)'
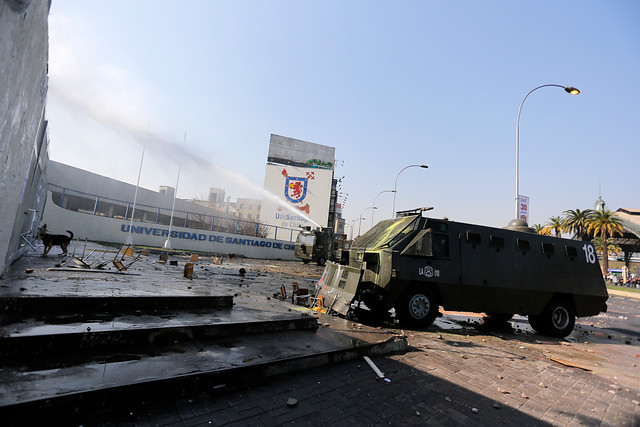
top-left (37, 224), bottom-right (73, 256)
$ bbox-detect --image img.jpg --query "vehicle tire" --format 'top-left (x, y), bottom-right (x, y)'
top-left (353, 306), bottom-right (389, 325)
top-left (316, 256), bottom-right (326, 266)
top-left (532, 297), bottom-right (576, 338)
top-left (395, 286), bottom-right (439, 328)
top-left (485, 313), bottom-right (514, 322)
top-left (527, 314), bottom-right (546, 335)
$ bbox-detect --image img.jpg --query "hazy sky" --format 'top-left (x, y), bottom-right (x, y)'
top-left (47, 1), bottom-right (640, 233)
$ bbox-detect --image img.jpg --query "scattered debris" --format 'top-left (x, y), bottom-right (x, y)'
top-left (286, 398), bottom-right (298, 407)
top-left (184, 263), bottom-right (194, 279)
top-left (547, 357), bottom-right (592, 371)
top-left (363, 356), bottom-right (385, 379)
top-left (471, 407), bottom-right (478, 414)
top-left (493, 403), bottom-right (500, 409)
top-left (25, 269), bottom-right (33, 274)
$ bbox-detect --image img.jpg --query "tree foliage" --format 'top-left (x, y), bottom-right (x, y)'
top-left (586, 209), bottom-right (624, 274)
top-left (561, 209), bottom-right (594, 240)
top-left (541, 216), bottom-right (563, 237)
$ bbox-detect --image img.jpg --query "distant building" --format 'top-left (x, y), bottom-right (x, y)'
top-left (235, 198), bottom-right (261, 221)
top-left (158, 186), bottom-right (175, 198)
top-left (42, 161), bottom-right (297, 259)
top-left (208, 188), bottom-right (225, 207)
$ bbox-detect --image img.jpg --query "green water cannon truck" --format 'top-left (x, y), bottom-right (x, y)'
top-left (314, 209), bottom-right (608, 338)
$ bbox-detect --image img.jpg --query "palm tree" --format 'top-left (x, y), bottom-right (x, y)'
top-left (586, 209), bottom-right (624, 274)
top-left (541, 216), bottom-right (563, 237)
top-left (533, 224), bottom-right (547, 235)
top-left (592, 236), bottom-right (622, 259)
top-left (562, 209), bottom-right (594, 240)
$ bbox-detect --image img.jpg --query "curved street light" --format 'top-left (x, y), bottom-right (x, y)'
top-left (392, 164), bottom-right (428, 217)
top-left (515, 84), bottom-right (580, 219)
top-left (371, 190), bottom-right (395, 227)
top-left (358, 207), bottom-right (377, 237)
top-left (349, 217), bottom-right (364, 241)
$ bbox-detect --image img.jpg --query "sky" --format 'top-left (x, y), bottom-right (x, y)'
top-left (46, 0), bottom-right (640, 234)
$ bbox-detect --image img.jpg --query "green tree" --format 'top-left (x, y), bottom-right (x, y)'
top-left (533, 224), bottom-right (547, 235)
top-left (541, 216), bottom-right (563, 237)
top-left (592, 237), bottom-right (622, 258)
top-left (562, 209), bottom-right (594, 240)
top-left (586, 209), bottom-right (624, 274)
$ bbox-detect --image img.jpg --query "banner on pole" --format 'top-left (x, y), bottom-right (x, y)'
top-left (518, 195), bottom-right (530, 223)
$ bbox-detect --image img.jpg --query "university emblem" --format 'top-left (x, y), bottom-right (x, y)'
top-left (284, 176), bottom-right (308, 203)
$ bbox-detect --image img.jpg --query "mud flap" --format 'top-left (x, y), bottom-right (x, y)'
top-left (314, 262), bottom-right (363, 316)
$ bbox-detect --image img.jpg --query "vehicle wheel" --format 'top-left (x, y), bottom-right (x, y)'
top-left (353, 306), bottom-right (389, 325)
top-left (485, 313), bottom-right (513, 322)
top-left (317, 256), bottom-right (326, 266)
top-left (527, 314), bottom-right (546, 335)
top-left (533, 297), bottom-right (576, 338)
top-left (395, 286), bottom-right (439, 328)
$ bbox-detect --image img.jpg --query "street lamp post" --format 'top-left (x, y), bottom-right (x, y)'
top-left (349, 218), bottom-right (364, 241)
top-left (515, 84), bottom-right (580, 219)
top-left (164, 131), bottom-right (188, 250)
top-left (392, 164), bottom-right (428, 217)
top-left (372, 190), bottom-right (395, 227)
top-left (358, 207), bottom-right (377, 237)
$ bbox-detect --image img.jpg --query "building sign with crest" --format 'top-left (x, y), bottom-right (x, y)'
top-left (262, 135), bottom-right (335, 239)
top-left (262, 164), bottom-right (333, 237)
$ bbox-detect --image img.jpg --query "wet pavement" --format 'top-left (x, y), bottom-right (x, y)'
top-left (1, 242), bottom-right (639, 425)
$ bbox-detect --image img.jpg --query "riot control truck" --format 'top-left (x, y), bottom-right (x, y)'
top-left (314, 209), bottom-right (608, 337)
top-left (294, 227), bottom-right (348, 266)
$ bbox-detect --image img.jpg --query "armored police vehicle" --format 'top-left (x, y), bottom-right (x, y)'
top-left (294, 227), bottom-right (348, 266)
top-left (314, 209), bottom-right (608, 337)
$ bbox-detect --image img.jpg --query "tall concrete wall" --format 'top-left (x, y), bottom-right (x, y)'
top-left (0, 0), bottom-right (50, 276)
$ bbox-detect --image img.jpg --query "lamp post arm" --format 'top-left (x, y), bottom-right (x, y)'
top-left (515, 84), bottom-right (577, 218)
top-left (372, 190), bottom-right (395, 227)
top-left (392, 164), bottom-right (428, 217)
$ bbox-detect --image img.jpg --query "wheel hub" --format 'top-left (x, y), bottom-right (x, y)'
top-left (409, 294), bottom-right (430, 319)
top-left (551, 306), bottom-right (570, 330)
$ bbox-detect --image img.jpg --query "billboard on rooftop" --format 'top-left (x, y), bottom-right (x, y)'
top-left (262, 135), bottom-right (335, 238)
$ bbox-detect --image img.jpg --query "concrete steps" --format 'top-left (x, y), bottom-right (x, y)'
top-left (0, 295), bottom-right (405, 423)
